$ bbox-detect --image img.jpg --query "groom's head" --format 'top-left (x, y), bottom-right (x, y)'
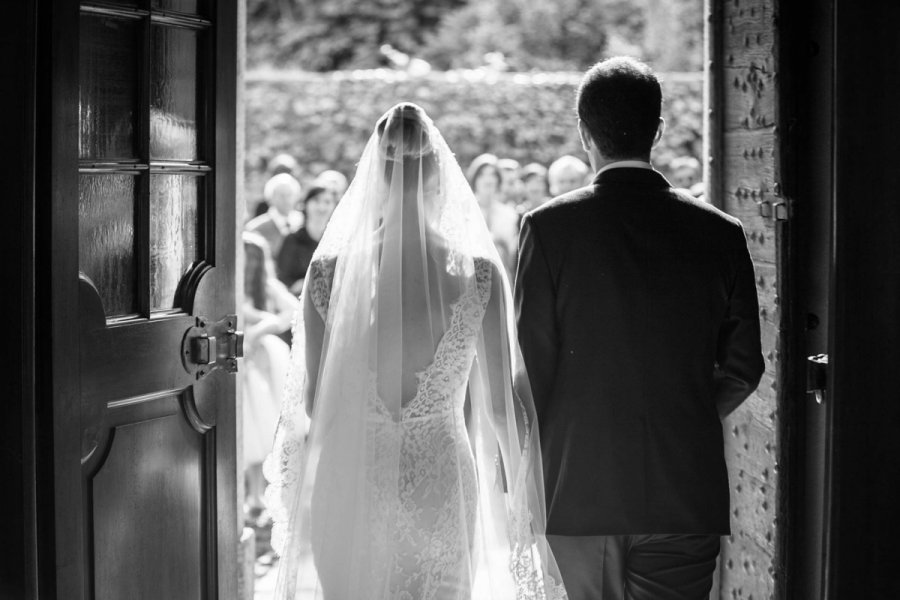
top-left (576, 57), bottom-right (663, 163)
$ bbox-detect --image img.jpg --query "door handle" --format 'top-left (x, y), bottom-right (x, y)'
top-left (806, 353), bottom-right (828, 404)
top-left (182, 315), bottom-right (244, 380)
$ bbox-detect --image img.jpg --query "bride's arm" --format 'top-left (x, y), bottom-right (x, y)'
top-left (481, 263), bottom-right (529, 462)
top-left (303, 286), bottom-right (326, 418)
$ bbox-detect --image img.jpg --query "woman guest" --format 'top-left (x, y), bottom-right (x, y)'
top-left (519, 161), bottom-right (550, 214)
top-left (276, 184), bottom-right (339, 295)
top-left (241, 232), bottom-right (302, 517)
top-left (466, 153), bottom-right (518, 276)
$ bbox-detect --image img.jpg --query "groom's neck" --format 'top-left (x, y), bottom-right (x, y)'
top-left (589, 150), bottom-right (652, 173)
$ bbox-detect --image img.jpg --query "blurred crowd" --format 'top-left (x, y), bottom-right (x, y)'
top-left (239, 148), bottom-right (704, 558)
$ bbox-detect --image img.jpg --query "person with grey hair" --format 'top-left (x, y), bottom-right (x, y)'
top-left (313, 168), bottom-right (349, 200)
top-left (245, 172), bottom-right (304, 259)
top-left (253, 153), bottom-right (301, 218)
top-left (516, 57), bottom-right (763, 599)
top-left (547, 154), bottom-right (590, 196)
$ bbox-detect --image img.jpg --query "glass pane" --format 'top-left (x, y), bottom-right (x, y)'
top-left (151, 26), bottom-right (198, 160)
top-left (79, 174), bottom-right (138, 317)
top-left (152, 0), bottom-right (200, 13)
top-left (79, 15), bottom-right (139, 160)
top-left (150, 174), bottom-right (200, 310)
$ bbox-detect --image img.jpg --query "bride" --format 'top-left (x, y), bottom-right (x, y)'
top-left (264, 103), bottom-right (567, 600)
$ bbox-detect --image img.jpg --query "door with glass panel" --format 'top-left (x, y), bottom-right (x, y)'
top-left (75, 0), bottom-right (238, 598)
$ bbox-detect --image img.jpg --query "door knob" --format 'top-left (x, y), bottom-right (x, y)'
top-left (182, 315), bottom-right (244, 380)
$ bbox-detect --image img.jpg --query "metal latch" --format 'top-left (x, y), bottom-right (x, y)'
top-left (806, 353), bottom-right (829, 404)
top-left (181, 315), bottom-right (244, 380)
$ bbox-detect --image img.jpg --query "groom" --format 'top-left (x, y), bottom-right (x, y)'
top-left (515, 57), bottom-right (764, 599)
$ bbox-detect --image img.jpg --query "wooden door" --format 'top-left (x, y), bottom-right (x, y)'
top-left (47, 0), bottom-right (239, 597)
top-left (781, 0), bottom-right (834, 596)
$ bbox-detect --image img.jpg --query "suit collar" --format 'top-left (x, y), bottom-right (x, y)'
top-left (592, 166), bottom-right (672, 189)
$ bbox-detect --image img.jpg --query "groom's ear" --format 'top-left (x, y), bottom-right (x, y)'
top-left (652, 117), bottom-right (666, 148)
top-left (577, 119), bottom-right (593, 153)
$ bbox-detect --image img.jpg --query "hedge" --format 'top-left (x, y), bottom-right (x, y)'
top-left (243, 68), bottom-right (703, 209)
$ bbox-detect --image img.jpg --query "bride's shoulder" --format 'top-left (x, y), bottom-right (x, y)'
top-left (308, 254), bottom-right (338, 281)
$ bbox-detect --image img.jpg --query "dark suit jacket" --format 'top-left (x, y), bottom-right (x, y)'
top-left (245, 213), bottom-right (289, 259)
top-left (277, 227), bottom-right (318, 291)
top-left (515, 167), bottom-right (764, 536)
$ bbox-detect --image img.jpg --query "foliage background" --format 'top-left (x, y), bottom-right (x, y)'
top-left (246, 0), bottom-right (703, 72)
top-left (243, 0), bottom-right (705, 212)
top-left (244, 69), bottom-right (703, 207)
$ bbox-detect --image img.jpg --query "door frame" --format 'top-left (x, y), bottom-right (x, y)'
top-left (825, 1), bottom-right (900, 597)
top-left (781, 1), bottom-right (900, 598)
top-left (1, 0), bottom-right (40, 597)
top-left (780, 0), bottom-right (836, 596)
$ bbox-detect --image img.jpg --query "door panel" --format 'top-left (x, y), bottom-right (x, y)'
top-left (78, 174), bottom-right (140, 317)
top-left (79, 14), bottom-right (141, 160)
top-left (90, 402), bottom-right (206, 600)
top-left (149, 173), bottom-right (201, 309)
top-left (150, 25), bottom-right (200, 160)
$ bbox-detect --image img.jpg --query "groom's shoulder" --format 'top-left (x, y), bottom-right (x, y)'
top-left (671, 188), bottom-right (745, 232)
top-left (524, 184), bottom-right (597, 224)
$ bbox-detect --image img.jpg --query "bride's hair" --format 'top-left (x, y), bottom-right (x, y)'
top-left (376, 102), bottom-right (435, 163)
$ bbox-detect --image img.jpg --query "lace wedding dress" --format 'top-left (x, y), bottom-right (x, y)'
top-left (264, 103), bottom-right (567, 600)
top-left (309, 255), bottom-right (490, 598)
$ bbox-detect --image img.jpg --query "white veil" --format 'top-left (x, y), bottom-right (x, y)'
top-left (264, 103), bottom-right (567, 599)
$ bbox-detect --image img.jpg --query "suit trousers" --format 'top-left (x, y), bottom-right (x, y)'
top-left (547, 534), bottom-right (720, 600)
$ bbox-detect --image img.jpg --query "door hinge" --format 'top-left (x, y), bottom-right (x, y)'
top-left (759, 199), bottom-right (791, 221)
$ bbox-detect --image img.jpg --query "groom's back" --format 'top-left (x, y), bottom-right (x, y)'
top-left (517, 166), bottom-right (761, 535)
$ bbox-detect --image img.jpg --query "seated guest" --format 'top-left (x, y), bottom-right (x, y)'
top-left (277, 184), bottom-right (339, 295)
top-left (519, 162), bottom-right (550, 214)
top-left (253, 153), bottom-right (300, 218)
top-left (497, 157), bottom-right (524, 206)
top-left (241, 231), bottom-right (302, 515)
top-left (466, 153), bottom-right (519, 276)
top-left (548, 154), bottom-right (590, 196)
top-left (314, 168), bottom-right (349, 200)
top-left (245, 172), bottom-right (303, 259)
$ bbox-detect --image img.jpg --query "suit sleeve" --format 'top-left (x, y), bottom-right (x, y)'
top-left (514, 215), bottom-right (559, 419)
top-left (714, 223), bottom-right (766, 417)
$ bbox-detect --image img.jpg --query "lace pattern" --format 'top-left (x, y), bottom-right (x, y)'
top-left (354, 259), bottom-right (490, 599)
top-left (275, 255), bottom-right (567, 599)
